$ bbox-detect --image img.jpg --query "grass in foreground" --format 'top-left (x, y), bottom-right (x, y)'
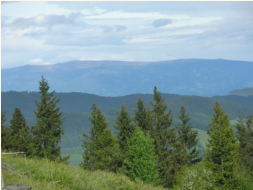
top-left (2, 154), bottom-right (167, 190)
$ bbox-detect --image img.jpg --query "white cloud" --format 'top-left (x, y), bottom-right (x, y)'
top-left (85, 11), bottom-right (171, 20)
top-left (1, 1), bottom-right (253, 69)
top-left (3, 12), bottom-right (81, 29)
top-left (42, 62), bottom-right (52, 65)
top-left (30, 58), bottom-right (43, 63)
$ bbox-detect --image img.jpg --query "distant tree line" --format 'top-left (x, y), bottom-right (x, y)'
top-left (1, 77), bottom-right (253, 189)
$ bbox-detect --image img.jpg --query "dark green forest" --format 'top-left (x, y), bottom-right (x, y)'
top-left (2, 91), bottom-right (253, 148)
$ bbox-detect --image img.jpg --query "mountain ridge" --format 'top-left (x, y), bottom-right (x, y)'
top-left (2, 59), bottom-right (253, 96)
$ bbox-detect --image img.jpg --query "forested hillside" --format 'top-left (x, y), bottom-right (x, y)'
top-left (1, 91), bottom-right (179, 122)
top-left (2, 91), bottom-right (253, 148)
top-left (228, 87), bottom-right (253, 96)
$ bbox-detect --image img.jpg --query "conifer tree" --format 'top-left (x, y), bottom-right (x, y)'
top-left (150, 86), bottom-right (185, 188)
top-left (1, 109), bottom-right (10, 151)
top-left (32, 76), bottom-right (69, 162)
top-left (235, 114), bottom-right (253, 178)
top-left (205, 101), bottom-right (238, 189)
top-left (134, 96), bottom-right (153, 134)
top-left (80, 102), bottom-right (119, 172)
top-left (177, 105), bottom-right (201, 165)
top-left (124, 127), bottom-right (159, 186)
top-left (9, 108), bottom-right (32, 156)
top-left (113, 104), bottom-right (135, 152)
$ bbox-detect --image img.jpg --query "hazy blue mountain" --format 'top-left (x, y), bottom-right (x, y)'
top-left (213, 95), bottom-right (253, 106)
top-left (2, 59), bottom-right (253, 96)
top-left (228, 87), bottom-right (253, 96)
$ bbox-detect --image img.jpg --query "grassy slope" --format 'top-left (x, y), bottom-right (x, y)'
top-left (2, 155), bottom-right (166, 190)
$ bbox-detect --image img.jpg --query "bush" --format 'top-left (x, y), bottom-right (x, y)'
top-left (236, 175), bottom-right (253, 190)
top-left (173, 162), bottom-right (218, 190)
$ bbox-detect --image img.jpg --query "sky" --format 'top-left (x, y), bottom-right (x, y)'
top-left (1, 1), bottom-right (253, 69)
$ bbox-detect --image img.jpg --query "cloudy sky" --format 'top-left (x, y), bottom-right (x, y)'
top-left (1, 1), bottom-right (253, 69)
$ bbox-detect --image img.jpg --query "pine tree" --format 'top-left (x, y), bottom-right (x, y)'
top-left (9, 108), bottom-right (32, 156)
top-left (150, 86), bottom-right (185, 188)
top-left (134, 96), bottom-right (153, 134)
top-left (1, 109), bottom-right (11, 151)
top-left (205, 101), bottom-right (238, 189)
top-left (124, 127), bottom-right (159, 186)
top-left (235, 114), bottom-right (253, 178)
top-left (177, 105), bottom-right (201, 165)
top-left (31, 76), bottom-right (69, 162)
top-left (113, 104), bottom-right (135, 152)
top-left (80, 102), bottom-right (119, 172)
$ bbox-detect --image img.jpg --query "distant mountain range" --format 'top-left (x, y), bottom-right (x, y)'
top-left (2, 59), bottom-right (253, 96)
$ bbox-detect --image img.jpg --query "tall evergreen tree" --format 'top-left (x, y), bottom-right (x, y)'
top-left (113, 104), bottom-right (135, 152)
top-left (235, 114), bottom-right (253, 178)
top-left (80, 102), bottom-right (119, 172)
top-left (1, 109), bottom-right (11, 151)
top-left (124, 127), bottom-right (159, 186)
top-left (150, 86), bottom-right (185, 188)
top-left (9, 108), bottom-right (32, 156)
top-left (177, 105), bottom-right (201, 165)
top-left (113, 104), bottom-right (135, 172)
top-left (134, 96), bottom-right (153, 134)
top-left (31, 76), bottom-right (69, 162)
top-left (205, 101), bottom-right (238, 189)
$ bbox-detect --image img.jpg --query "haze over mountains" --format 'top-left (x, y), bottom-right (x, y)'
top-left (2, 59), bottom-right (253, 97)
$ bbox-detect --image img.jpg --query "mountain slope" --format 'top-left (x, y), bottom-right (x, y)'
top-left (228, 87), bottom-right (253, 96)
top-left (2, 91), bottom-right (253, 148)
top-left (2, 59), bottom-right (253, 96)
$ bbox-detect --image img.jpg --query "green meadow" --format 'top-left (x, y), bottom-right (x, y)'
top-left (2, 155), bottom-right (166, 190)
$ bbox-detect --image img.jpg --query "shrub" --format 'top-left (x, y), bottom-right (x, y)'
top-left (173, 162), bottom-right (218, 190)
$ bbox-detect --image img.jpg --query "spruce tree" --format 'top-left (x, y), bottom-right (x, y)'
top-left (177, 105), bottom-right (201, 165)
top-left (32, 76), bottom-right (69, 162)
top-left (150, 86), bottom-right (185, 188)
top-left (80, 102), bottom-right (119, 172)
top-left (124, 127), bottom-right (159, 186)
top-left (235, 115), bottom-right (253, 178)
top-left (9, 108), bottom-right (32, 156)
top-left (205, 101), bottom-right (238, 189)
top-left (113, 104), bottom-right (135, 152)
top-left (1, 109), bottom-right (10, 151)
top-left (134, 96), bottom-right (153, 134)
